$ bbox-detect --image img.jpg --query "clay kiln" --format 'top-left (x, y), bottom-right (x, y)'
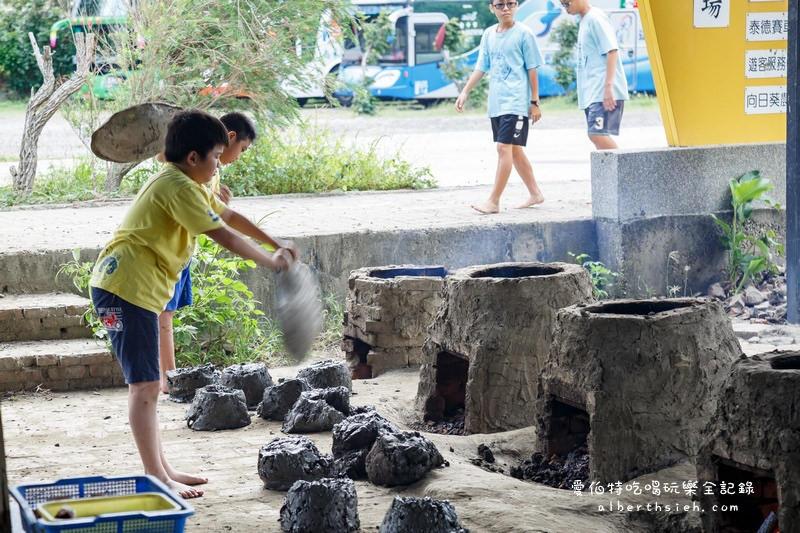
top-left (343, 265), bottom-right (446, 378)
top-left (537, 298), bottom-right (742, 484)
top-left (697, 351), bottom-right (800, 533)
top-left (415, 262), bottom-right (594, 434)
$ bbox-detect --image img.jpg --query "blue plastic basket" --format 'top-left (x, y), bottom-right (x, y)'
top-left (10, 475), bottom-right (194, 533)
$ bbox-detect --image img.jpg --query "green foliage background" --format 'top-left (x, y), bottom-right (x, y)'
top-left (0, 0), bottom-right (76, 96)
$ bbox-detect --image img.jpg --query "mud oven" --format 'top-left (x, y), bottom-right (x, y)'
top-left (535, 298), bottom-right (742, 484)
top-left (696, 350), bottom-right (800, 533)
top-left (414, 262), bottom-right (594, 434)
top-left (342, 265), bottom-right (446, 378)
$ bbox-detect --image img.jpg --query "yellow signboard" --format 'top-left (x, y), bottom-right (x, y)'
top-left (638, 0), bottom-right (788, 146)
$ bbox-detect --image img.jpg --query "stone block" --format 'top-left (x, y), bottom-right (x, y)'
top-left (46, 365), bottom-right (88, 381)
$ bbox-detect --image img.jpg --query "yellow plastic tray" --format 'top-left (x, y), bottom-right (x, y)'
top-left (36, 492), bottom-right (180, 522)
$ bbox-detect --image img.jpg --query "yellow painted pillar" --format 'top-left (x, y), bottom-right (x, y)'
top-left (638, 0), bottom-right (788, 146)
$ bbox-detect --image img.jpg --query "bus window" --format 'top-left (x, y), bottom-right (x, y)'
top-left (378, 17), bottom-right (408, 65)
top-left (414, 23), bottom-right (444, 65)
top-left (71, 0), bottom-right (129, 17)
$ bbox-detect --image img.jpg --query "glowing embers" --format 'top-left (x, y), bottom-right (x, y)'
top-left (343, 265), bottom-right (446, 378)
top-left (415, 262), bottom-right (594, 434)
top-left (697, 351), bottom-right (800, 531)
top-left (537, 298), bottom-right (742, 484)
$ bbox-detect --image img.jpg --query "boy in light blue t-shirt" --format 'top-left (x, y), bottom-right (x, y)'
top-left (564, 0), bottom-right (629, 150)
top-left (455, 0), bottom-right (545, 214)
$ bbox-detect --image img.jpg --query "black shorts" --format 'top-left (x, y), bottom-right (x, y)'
top-left (91, 287), bottom-right (160, 384)
top-left (491, 114), bottom-right (529, 146)
top-left (584, 101), bottom-right (624, 135)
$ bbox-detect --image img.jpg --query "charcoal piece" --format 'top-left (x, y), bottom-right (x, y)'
top-left (477, 444), bottom-right (495, 463)
top-left (297, 359), bottom-right (352, 391)
top-left (348, 405), bottom-right (376, 416)
top-left (365, 431), bottom-right (444, 487)
top-left (220, 362), bottom-right (273, 409)
top-left (186, 384), bottom-right (251, 431)
top-left (280, 478), bottom-right (360, 533)
top-left (258, 436), bottom-right (334, 491)
top-left (258, 379), bottom-right (312, 421)
top-left (379, 496), bottom-right (468, 533)
top-left (333, 449), bottom-right (370, 479)
top-left (282, 396), bottom-right (346, 434)
top-left (166, 363), bottom-right (218, 402)
top-left (332, 410), bottom-right (399, 455)
top-left (332, 411), bottom-right (399, 478)
top-left (302, 386), bottom-right (351, 414)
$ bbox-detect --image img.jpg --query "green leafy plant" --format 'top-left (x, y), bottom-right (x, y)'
top-left (222, 123), bottom-right (436, 194)
top-left (56, 249), bottom-right (107, 341)
top-left (711, 170), bottom-right (784, 296)
top-left (568, 252), bottom-right (619, 299)
top-left (550, 19), bottom-right (578, 99)
top-left (440, 59), bottom-right (488, 109)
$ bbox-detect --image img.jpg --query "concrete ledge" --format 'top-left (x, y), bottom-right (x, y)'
top-left (592, 142), bottom-right (786, 222)
top-left (592, 143), bottom-right (786, 296)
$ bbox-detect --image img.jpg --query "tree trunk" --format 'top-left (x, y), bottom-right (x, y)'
top-left (10, 32), bottom-right (96, 194)
top-left (105, 161), bottom-right (139, 192)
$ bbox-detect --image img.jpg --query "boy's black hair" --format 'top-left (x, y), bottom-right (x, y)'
top-left (164, 109), bottom-right (229, 163)
top-left (219, 112), bottom-right (257, 142)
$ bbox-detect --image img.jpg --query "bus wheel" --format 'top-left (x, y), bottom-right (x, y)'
top-left (296, 98), bottom-right (308, 107)
top-left (335, 93), bottom-right (353, 107)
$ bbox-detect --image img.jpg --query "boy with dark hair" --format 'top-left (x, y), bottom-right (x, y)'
top-left (91, 109), bottom-right (294, 499)
top-left (157, 111), bottom-right (295, 392)
top-left (563, 0), bottom-right (628, 149)
top-left (455, 0), bottom-right (545, 214)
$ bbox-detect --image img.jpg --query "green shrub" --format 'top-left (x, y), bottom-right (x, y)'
top-left (569, 252), bottom-right (619, 299)
top-left (0, 0), bottom-right (76, 96)
top-left (223, 124), bottom-right (436, 195)
top-left (0, 159), bottom-right (106, 206)
top-left (711, 170), bottom-right (783, 295)
top-left (551, 19), bottom-right (579, 98)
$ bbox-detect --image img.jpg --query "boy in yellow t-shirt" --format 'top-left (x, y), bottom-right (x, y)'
top-left (156, 112), bottom-right (296, 393)
top-left (90, 109), bottom-right (293, 499)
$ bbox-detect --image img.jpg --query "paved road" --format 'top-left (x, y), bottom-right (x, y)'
top-left (0, 105), bottom-right (667, 189)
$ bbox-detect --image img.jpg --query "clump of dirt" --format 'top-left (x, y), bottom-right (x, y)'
top-left (510, 446), bottom-right (589, 490)
top-left (470, 444), bottom-right (505, 474)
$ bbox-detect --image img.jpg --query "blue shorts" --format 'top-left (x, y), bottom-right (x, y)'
top-left (91, 287), bottom-right (160, 384)
top-left (584, 101), bottom-right (624, 136)
top-left (164, 265), bottom-right (193, 311)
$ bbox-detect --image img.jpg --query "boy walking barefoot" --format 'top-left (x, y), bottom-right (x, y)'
top-left (455, 0), bottom-right (545, 214)
top-left (563, 0), bottom-right (629, 149)
top-left (157, 112), bottom-right (298, 393)
top-left (90, 110), bottom-right (294, 499)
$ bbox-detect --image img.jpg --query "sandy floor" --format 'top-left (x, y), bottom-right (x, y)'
top-left (3, 354), bottom-right (704, 533)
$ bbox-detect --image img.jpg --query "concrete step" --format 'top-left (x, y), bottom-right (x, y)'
top-left (0, 338), bottom-right (124, 392)
top-left (0, 292), bottom-right (93, 342)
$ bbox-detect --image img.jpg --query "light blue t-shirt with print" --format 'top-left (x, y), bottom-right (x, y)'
top-left (475, 22), bottom-right (544, 118)
top-left (576, 7), bottom-right (629, 110)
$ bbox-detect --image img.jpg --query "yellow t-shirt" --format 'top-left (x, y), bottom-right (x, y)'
top-left (207, 168), bottom-right (221, 195)
top-left (90, 163), bottom-right (227, 313)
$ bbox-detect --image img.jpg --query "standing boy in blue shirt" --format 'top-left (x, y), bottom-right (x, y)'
top-left (90, 110), bottom-right (293, 499)
top-left (455, 0), bottom-right (545, 214)
top-left (564, 0), bottom-right (629, 150)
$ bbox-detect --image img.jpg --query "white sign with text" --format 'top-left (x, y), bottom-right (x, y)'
top-left (746, 12), bottom-right (789, 41)
top-left (744, 85), bottom-right (787, 114)
top-left (694, 0), bottom-right (730, 28)
top-left (745, 49), bottom-right (788, 78)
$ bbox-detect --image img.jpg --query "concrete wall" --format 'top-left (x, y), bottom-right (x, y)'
top-left (592, 142), bottom-right (786, 297)
top-left (1, 220), bottom-right (597, 318)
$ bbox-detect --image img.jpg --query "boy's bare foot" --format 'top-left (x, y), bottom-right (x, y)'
top-left (515, 193), bottom-right (545, 209)
top-left (166, 479), bottom-right (204, 499)
top-left (471, 200), bottom-right (500, 214)
top-left (166, 467), bottom-right (208, 486)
